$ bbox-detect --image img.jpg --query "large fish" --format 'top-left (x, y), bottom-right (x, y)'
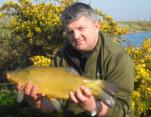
top-left (5, 66), bottom-right (118, 100)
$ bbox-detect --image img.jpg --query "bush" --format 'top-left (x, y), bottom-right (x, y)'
top-left (126, 38), bottom-right (151, 117)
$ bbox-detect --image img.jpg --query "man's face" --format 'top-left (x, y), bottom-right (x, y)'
top-left (65, 16), bottom-right (100, 52)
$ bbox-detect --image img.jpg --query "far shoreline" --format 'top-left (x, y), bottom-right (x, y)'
top-left (118, 21), bottom-right (151, 34)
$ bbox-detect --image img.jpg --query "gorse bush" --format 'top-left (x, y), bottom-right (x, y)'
top-left (126, 38), bottom-right (151, 117)
top-left (1, 0), bottom-right (64, 55)
top-left (0, 0), bottom-right (128, 67)
top-left (96, 10), bottom-right (128, 36)
top-left (0, 0), bottom-right (66, 70)
top-left (0, 0), bottom-right (150, 116)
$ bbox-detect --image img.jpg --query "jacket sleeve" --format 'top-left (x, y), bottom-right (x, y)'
top-left (104, 52), bottom-right (134, 117)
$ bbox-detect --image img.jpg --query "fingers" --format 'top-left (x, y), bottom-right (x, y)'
top-left (69, 91), bottom-right (79, 103)
top-left (69, 86), bottom-right (97, 112)
top-left (69, 86), bottom-right (92, 103)
top-left (80, 86), bottom-right (92, 97)
top-left (17, 83), bottom-right (23, 90)
top-left (17, 81), bottom-right (39, 100)
top-left (25, 81), bottom-right (32, 95)
top-left (76, 88), bottom-right (88, 102)
top-left (17, 82), bottom-right (47, 110)
top-left (25, 81), bottom-right (38, 100)
top-left (31, 85), bottom-right (38, 100)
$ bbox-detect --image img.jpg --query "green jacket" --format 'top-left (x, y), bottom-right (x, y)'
top-left (53, 33), bottom-right (134, 117)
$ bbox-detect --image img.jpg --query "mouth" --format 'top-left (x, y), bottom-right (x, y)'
top-left (74, 39), bottom-right (84, 45)
top-left (0, 72), bottom-right (13, 84)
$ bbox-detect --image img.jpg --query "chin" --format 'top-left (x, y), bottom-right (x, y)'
top-left (73, 44), bottom-right (88, 52)
top-left (76, 47), bottom-right (87, 52)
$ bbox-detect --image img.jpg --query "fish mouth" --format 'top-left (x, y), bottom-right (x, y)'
top-left (3, 72), bottom-right (16, 84)
top-left (5, 72), bottom-right (10, 80)
top-left (0, 72), bottom-right (11, 83)
top-left (3, 72), bottom-right (12, 83)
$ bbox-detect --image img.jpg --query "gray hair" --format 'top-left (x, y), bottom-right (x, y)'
top-left (61, 2), bottom-right (98, 26)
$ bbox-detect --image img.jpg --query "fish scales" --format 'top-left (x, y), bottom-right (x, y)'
top-left (6, 66), bottom-right (104, 99)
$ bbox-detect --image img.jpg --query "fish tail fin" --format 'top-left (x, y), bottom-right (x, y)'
top-left (102, 80), bottom-right (119, 96)
top-left (85, 80), bottom-right (119, 97)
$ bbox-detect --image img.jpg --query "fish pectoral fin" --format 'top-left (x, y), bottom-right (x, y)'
top-left (46, 95), bottom-right (62, 110)
top-left (16, 90), bottom-right (24, 103)
top-left (50, 98), bottom-right (62, 110)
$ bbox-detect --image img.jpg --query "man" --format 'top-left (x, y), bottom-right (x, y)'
top-left (17, 2), bottom-right (134, 117)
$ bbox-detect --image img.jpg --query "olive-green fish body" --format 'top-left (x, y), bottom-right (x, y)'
top-left (6, 66), bottom-right (104, 99)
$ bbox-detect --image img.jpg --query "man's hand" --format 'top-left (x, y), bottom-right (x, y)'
top-left (17, 82), bottom-right (55, 113)
top-left (69, 86), bottom-right (108, 116)
top-left (69, 86), bottom-right (97, 112)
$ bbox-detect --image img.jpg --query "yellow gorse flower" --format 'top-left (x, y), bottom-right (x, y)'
top-left (31, 55), bottom-right (51, 66)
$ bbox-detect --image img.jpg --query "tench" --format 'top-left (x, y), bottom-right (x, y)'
top-left (5, 66), bottom-right (117, 100)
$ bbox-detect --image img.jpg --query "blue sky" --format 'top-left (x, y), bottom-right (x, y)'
top-left (1, 0), bottom-right (151, 21)
top-left (80, 0), bottom-right (151, 21)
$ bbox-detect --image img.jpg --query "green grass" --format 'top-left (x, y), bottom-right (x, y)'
top-left (0, 90), bottom-right (16, 106)
top-left (117, 21), bottom-right (151, 33)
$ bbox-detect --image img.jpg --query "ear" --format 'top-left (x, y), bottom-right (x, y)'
top-left (94, 22), bottom-right (100, 32)
top-left (96, 22), bottom-right (100, 29)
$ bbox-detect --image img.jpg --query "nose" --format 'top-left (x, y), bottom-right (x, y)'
top-left (73, 30), bottom-right (80, 39)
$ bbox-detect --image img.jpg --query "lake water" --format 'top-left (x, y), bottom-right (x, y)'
top-left (120, 31), bottom-right (151, 47)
